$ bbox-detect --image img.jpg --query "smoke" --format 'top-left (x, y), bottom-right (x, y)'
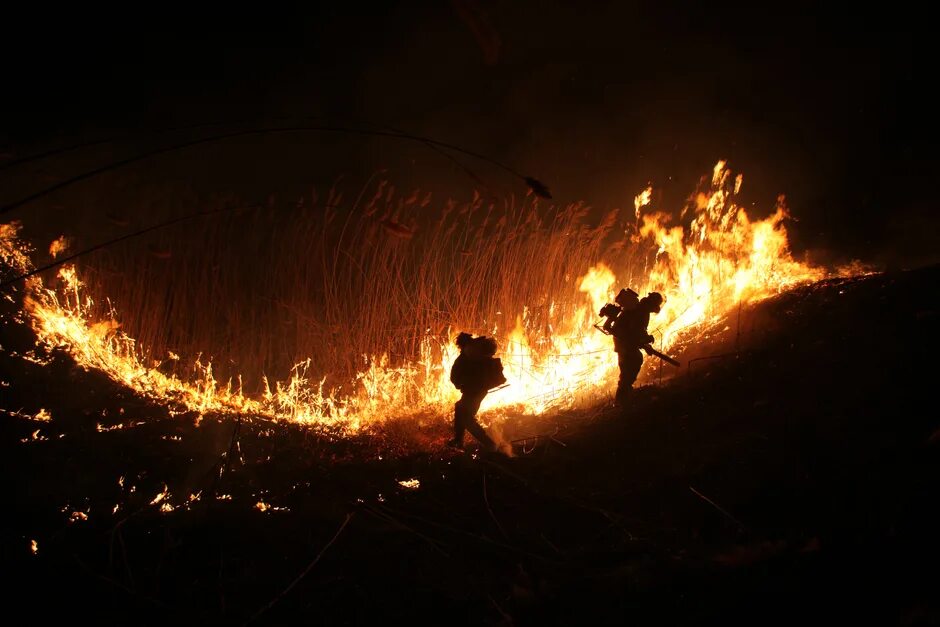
top-left (485, 421), bottom-right (515, 458)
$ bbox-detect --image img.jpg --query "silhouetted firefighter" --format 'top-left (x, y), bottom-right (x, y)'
top-left (448, 332), bottom-right (507, 450)
top-left (599, 289), bottom-right (677, 405)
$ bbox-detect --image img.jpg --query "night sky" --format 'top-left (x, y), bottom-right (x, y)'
top-left (2, 1), bottom-right (936, 267)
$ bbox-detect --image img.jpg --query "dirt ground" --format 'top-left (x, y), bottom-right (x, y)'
top-left (2, 265), bottom-right (938, 626)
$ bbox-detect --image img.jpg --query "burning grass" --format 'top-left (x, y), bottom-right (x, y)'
top-left (1, 162), bottom-right (859, 432)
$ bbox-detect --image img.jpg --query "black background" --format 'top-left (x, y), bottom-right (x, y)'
top-left (2, 1), bottom-right (936, 267)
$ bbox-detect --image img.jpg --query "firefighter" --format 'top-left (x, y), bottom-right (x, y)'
top-left (609, 291), bottom-right (664, 405)
top-left (448, 332), bottom-right (505, 450)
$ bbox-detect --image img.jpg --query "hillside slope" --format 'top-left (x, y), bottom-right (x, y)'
top-left (1, 265), bottom-right (938, 625)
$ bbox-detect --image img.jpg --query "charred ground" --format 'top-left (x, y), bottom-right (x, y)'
top-left (2, 265), bottom-right (938, 625)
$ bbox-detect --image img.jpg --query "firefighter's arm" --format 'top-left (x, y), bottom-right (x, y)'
top-left (450, 359), bottom-right (465, 389)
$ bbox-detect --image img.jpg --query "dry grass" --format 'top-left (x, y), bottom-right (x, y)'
top-left (71, 180), bottom-right (651, 395)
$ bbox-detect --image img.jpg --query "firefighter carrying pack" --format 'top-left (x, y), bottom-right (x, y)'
top-left (460, 335), bottom-right (507, 390)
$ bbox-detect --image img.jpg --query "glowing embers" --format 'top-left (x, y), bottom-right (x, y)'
top-left (255, 500), bottom-right (289, 513)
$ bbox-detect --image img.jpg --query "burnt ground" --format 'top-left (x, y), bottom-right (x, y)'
top-left (1, 265), bottom-right (938, 626)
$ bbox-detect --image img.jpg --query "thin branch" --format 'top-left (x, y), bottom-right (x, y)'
top-left (243, 512), bottom-right (354, 626)
top-left (1, 124), bottom-right (548, 215)
top-left (689, 485), bottom-right (748, 532)
top-left (483, 471), bottom-right (509, 540)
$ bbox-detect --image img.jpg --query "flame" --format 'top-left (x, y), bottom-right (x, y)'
top-left (0, 221), bottom-right (32, 272)
top-left (48, 236), bottom-right (70, 259)
top-left (0, 163), bottom-right (863, 436)
top-left (634, 186), bottom-right (652, 218)
top-left (254, 499), bottom-right (287, 512)
top-left (150, 484), bottom-right (170, 506)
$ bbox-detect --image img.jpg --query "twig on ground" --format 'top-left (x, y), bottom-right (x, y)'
top-left (483, 471), bottom-right (509, 540)
top-left (218, 547), bottom-right (226, 615)
top-left (72, 553), bottom-right (165, 608)
top-left (482, 459), bottom-right (638, 542)
top-left (689, 485), bottom-right (748, 532)
top-left (375, 502), bottom-right (556, 564)
top-left (243, 512), bottom-right (354, 626)
top-left (540, 533), bottom-right (563, 555)
top-left (488, 593), bottom-right (515, 625)
top-left (481, 459), bottom-right (529, 487)
top-left (359, 503), bottom-right (450, 557)
top-left (116, 525), bottom-right (136, 591)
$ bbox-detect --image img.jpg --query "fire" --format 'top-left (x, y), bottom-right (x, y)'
top-left (0, 221), bottom-right (32, 272)
top-left (255, 499), bottom-right (287, 512)
top-left (0, 163), bottom-right (860, 435)
top-left (634, 186), bottom-right (652, 218)
top-left (48, 236), bottom-right (70, 259)
top-left (150, 484), bottom-right (170, 506)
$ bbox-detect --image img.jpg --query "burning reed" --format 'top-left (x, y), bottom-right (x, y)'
top-left (2, 162), bottom-right (842, 432)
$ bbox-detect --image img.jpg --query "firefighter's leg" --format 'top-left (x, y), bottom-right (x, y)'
top-left (624, 349), bottom-right (644, 386)
top-left (463, 392), bottom-right (496, 450)
top-left (615, 353), bottom-right (629, 405)
top-left (616, 350), bottom-right (644, 406)
top-left (465, 417), bottom-right (496, 451)
top-left (451, 399), bottom-right (466, 446)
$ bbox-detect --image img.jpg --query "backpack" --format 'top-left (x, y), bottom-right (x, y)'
top-left (466, 335), bottom-right (498, 358)
top-left (468, 336), bottom-right (505, 389)
top-left (614, 287), bottom-right (640, 311)
top-left (454, 335), bottom-right (506, 390)
top-left (484, 357), bottom-right (507, 389)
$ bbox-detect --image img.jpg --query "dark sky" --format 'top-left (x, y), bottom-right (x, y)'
top-left (2, 1), bottom-right (937, 267)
